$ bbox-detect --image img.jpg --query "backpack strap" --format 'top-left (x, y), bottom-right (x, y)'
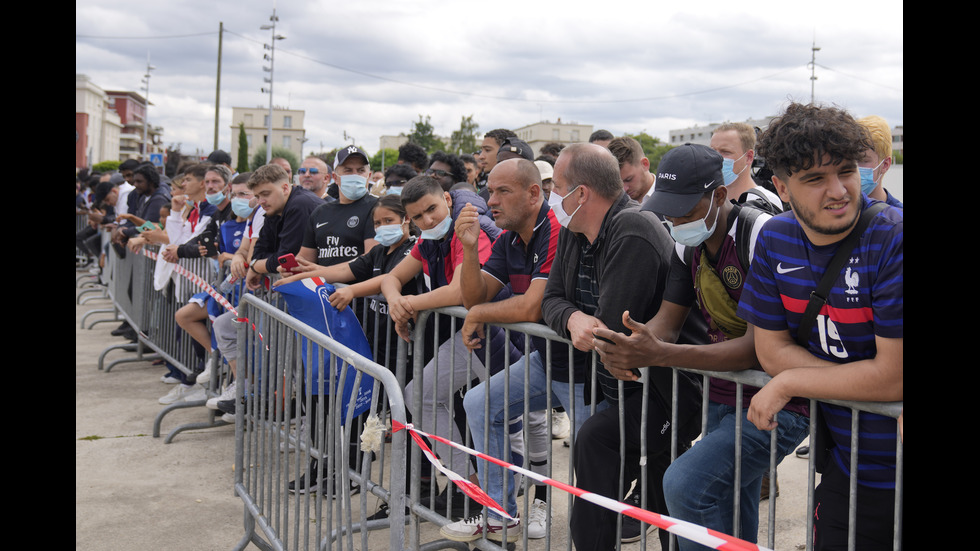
top-left (795, 202), bottom-right (889, 347)
top-left (733, 203), bottom-right (762, 272)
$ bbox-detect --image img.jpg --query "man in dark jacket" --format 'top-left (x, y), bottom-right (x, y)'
top-left (541, 143), bottom-right (703, 550)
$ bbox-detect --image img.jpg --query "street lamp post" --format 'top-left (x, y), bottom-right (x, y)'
top-left (140, 54), bottom-right (156, 160)
top-left (260, 5), bottom-right (285, 165)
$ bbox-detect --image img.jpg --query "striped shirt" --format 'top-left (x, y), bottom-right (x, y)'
top-left (737, 198), bottom-right (903, 488)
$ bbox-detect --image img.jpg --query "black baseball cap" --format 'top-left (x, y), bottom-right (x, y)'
top-left (648, 143), bottom-right (724, 217)
top-left (496, 137), bottom-right (534, 162)
top-left (206, 149), bottom-right (232, 165)
top-left (334, 144), bottom-right (371, 168)
top-left (93, 181), bottom-right (115, 206)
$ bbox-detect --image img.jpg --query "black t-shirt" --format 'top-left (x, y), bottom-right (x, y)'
top-left (302, 195), bottom-right (378, 266)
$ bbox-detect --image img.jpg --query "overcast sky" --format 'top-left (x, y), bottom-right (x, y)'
top-left (76, 0), bottom-right (903, 159)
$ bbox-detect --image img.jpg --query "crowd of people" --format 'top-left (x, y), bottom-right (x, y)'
top-left (76, 102), bottom-right (903, 551)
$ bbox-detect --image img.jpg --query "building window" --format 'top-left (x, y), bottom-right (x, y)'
top-left (282, 135), bottom-right (290, 148)
top-left (247, 134), bottom-right (253, 148)
top-left (283, 115), bottom-right (292, 129)
top-left (245, 114), bottom-right (253, 126)
top-left (264, 115), bottom-right (269, 127)
top-left (553, 129), bottom-right (560, 140)
top-left (571, 130), bottom-right (580, 142)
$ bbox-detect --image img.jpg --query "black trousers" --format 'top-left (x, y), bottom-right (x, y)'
top-left (571, 380), bottom-right (702, 551)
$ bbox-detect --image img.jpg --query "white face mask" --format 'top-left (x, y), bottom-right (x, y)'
top-left (419, 214), bottom-right (452, 240)
top-left (550, 186), bottom-right (582, 228)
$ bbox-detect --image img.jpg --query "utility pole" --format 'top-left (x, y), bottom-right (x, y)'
top-left (809, 38), bottom-right (821, 104)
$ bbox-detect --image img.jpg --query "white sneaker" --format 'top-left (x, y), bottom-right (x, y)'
top-left (180, 386), bottom-right (207, 403)
top-left (551, 410), bottom-right (571, 440)
top-left (526, 498), bottom-right (548, 539)
top-left (440, 512), bottom-right (520, 543)
top-left (196, 363), bottom-right (212, 385)
top-left (221, 412), bottom-right (235, 423)
top-left (160, 374), bottom-right (181, 384)
top-left (159, 384), bottom-right (197, 405)
top-left (206, 380), bottom-right (237, 410)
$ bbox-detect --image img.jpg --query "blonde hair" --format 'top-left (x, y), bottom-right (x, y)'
top-left (857, 115), bottom-right (892, 162)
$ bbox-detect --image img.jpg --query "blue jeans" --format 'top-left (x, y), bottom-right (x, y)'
top-left (663, 401), bottom-right (810, 550)
top-left (463, 350), bottom-right (606, 519)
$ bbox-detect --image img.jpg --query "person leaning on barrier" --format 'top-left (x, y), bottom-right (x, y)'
top-left (439, 159), bottom-right (560, 543)
top-left (737, 102), bottom-right (903, 551)
top-left (112, 163), bottom-right (171, 247)
top-left (540, 143), bottom-right (703, 550)
top-left (243, 163), bottom-right (325, 292)
top-left (594, 143), bottom-right (810, 550)
top-left (295, 145), bottom-right (378, 272)
top-left (274, 194), bottom-right (422, 370)
top-left (380, 174), bottom-right (520, 515)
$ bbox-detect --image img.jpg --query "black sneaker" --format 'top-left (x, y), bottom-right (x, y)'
top-left (216, 399), bottom-right (236, 416)
top-left (620, 491), bottom-right (656, 543)
top-left (795, 445), bottom-right (809, 458)
top-left (429, 487), bottom-right (481, 520)
top-left (288, 463), bottom-right (327, 495)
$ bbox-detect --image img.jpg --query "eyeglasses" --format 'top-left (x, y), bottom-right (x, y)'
top-left (425, 168), bottom-right (453, 179)
top-left (297, 168), bottom-right (319, 175)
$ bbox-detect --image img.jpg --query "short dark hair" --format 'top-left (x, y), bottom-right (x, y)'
top-left (384, 163), bottom-right (417, 183)
top-left (484, 128), bottom-right (517, 147)
top-left (183, 163), bottom-right (210, 181)
top-left (372, 193), bottom-right (407, 220)
top-left (607, 136), bottom-right (646, 168)
top-left (134, 163), bottom-right (160, 188)
top-left (540, 142), bottom-right (564, 157)
top-left (398, 142), bottom-right (429, 172)
top-left (758, 102), bottom-right (871, 180)
top-left (589, 129), bottom-right (614, 143)
top-left (400, 175), bottom-right (444, 208)
top-left (429, 151), bottom-right (468, 186)
top-left (119, 159), bottom-right (140, 172)
top-left (231, 172), bottom-right (252, 185)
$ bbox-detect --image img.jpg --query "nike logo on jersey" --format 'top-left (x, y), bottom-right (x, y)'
top-left (316, 221), bottom-right (329, 229)
top-left (776, 263), bottom-right (805, 274)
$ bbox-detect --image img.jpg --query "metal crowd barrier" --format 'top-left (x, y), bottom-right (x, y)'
top-left (395, 305), bottom-right (903, 551)
top-left (79, 229), bottom-right (902, 550)
top-left (232, 293), bottom-right (409, 551)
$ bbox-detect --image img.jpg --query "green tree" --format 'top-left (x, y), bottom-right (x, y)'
top-left (251, 146), bottom-right (299, 174)
top-left (370, 148), bottom-right (400, 172)
top-left (407, 114), bottom-right (446, 154)
top-left (449, 115), bottom-right (480, 155)
top-left (92, 160), bottom-right (121, 173)
top-left (236, 123), bottom-right (250, 173)
top-left (625, 132), bottom-right (674, 172)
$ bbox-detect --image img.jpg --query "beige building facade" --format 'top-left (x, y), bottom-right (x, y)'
top-left (513, 120), bottom-right (594, 158)
top-left (231, 106), bottom-right (306, 164)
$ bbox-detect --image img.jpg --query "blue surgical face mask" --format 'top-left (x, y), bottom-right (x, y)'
top-left (374, 223), bottom-right (406, 247)
top-left (386, 186), bottom-right (403, 196)
top-left (550, 186), bottom-right (582, 228)
top-left (666, 193), bottom-right (721, 247)
top-left (721, 151), bottom-right (749, 186)
top-left (858, 157), bottom-right (887, 195)
top-left (231, 197), bottom-right (254, 218)
top-left (420, 214), bottom-right (452, 240)
top-left (340, 174), bottom-right (369, 201)
top-left (205, 190), bottom-right (226, 206)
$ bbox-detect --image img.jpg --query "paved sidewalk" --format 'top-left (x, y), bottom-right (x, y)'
top-left (76, 275), bottom-right (814, 551)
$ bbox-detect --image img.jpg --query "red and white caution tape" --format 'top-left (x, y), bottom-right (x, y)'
top-left (391, 420), bottom-right (774, 551)
top-left (139, 248), bottom-right (266, 347)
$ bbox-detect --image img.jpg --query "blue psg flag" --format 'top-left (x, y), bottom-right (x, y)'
top-left (275, 278), bottom-right (374, 422)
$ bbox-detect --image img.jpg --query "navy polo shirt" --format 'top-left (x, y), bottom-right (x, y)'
top-left (480, 202), bottom-right (567, 377)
